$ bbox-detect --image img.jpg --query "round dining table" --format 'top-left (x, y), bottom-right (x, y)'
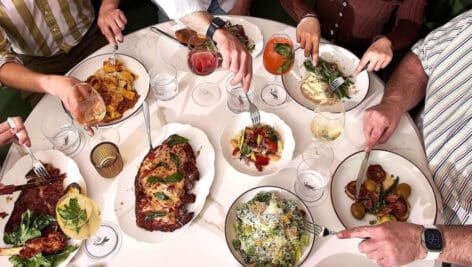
top-left (0, 16), bottom-right (443, 267)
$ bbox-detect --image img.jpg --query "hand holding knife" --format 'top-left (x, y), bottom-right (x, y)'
top-left (355, 150), bottom-right (370, 199)
top-left (0, 177), bottom-right (62, 195)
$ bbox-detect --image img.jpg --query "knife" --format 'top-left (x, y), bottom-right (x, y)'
top-left (150, 26), bottom-right (186, 46)
top-left (355, 151), bottom-right (370, 199)
top-left (0, 178), bottom-right (63, 195)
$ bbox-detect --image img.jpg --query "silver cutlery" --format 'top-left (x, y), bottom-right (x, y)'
top-left (150, 26), bottom-right (186, 46)
top-left (245, 92), bottom-right (260, 125)
top-left (355, 151), bottom-right (370, 199)
top-left (142, 101), bottom-right (153, 150)
top-left (7, 118), bottom-right (51, 179)
top-left (329, 62), bottom-right (370, 93)
top-left (305, 221), bottom-right (337, 237)
top-left (111, 43), bottom-right (118, 65)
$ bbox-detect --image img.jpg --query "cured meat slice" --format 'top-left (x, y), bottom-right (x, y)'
top-left (135, 134), bottom-right (199, 232)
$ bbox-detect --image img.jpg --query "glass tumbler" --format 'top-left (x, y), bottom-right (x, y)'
top-left (294, 157), bottom-right (331, 206)
top-left (225, 73), bottom-right (254, 114)
top-left (41, 111), bottom-right (84, 156)
top-left (90, 142), bottom-right (123, 178)
top-left (150, 63), bottom-right (178, 101)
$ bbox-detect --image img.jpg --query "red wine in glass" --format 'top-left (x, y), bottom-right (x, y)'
top-left (188, 50), bottom-right (218, 76)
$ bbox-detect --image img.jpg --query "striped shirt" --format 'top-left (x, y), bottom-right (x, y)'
top-left (411, 10), bottom-right (472, 225)
top-left (0, 0), bottom-right (94, 68)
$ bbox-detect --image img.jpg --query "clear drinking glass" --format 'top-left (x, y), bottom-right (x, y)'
top-left (41, 111), bottom-right (84, 156)
top-left (294, 157), bottom-right (331, 206)
top-left (150, 63), bottom-right (178, 101)
top-left (225, 73), bottom-right (254, 113)
top-left (187, 36), bottom-right (221, 106)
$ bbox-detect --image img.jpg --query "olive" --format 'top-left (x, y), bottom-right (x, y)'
top-left (378, 214), bottom-right (397, 224)
top-left (396, 183), bottom-right (411, 199)
top-left (364, 179), bottom-right (377, 192)
top-left (351, 202), bottom-right (366, 220)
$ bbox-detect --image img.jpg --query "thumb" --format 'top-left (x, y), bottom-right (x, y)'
top-left (337, 226), bottom-right (373, 239)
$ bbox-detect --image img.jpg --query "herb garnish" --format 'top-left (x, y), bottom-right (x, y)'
top-left (147, 173), bottom-right (184, 184)
top-left (154, 192), bottom-right (169, 200)
top-left (167, 135), bottom-right (189, 146)
top-left (145, 211), bottom-right (167, 221)
top-left (57, 197), bottom-right (88, 234)
top-left (170, 152), bottom-right (180, 168)
top-left (4, 210), bottom-right (55, 246)
top-left (273, 43), bottom-right (294, 74)
top-left (303, 59), bottom-right (353, 100)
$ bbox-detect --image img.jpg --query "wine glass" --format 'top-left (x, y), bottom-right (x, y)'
top-left (260, 33), bottom-right (294, 107)
top-left (295, 99), bottom-right (345, 205)
top-left (187, 35), bottom-right (221, 106)
top-left (73, 83), bottom-right (119, 147)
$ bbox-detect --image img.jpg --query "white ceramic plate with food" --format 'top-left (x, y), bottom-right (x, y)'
top-left (219, 15), bottom-right (264, 57)
top-left (0, 150), bottom-right (86, 267)
top-left (331, 150), bottom-right (437, 228)
top-left (220, 111), bottom-right (295, 177)
top-left (114, 123), bottom-right (215, 243)
top-left (225, 186), bottom-right (315, 266)
top-left (67, 53), bottom-right (150, 127)
top-left (282, 44), bottom-right (369, 112)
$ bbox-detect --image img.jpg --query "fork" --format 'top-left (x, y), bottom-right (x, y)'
top-left (7, 118), bottom-right (51, 179)
top-left (110, 43), bottom-right (118, 65)
top-left (245, 92), bottom-right (260, 125)
top-left (305, 221), bottom-right (337, 238)
top-left (328, 62), bottom-right (370, 93)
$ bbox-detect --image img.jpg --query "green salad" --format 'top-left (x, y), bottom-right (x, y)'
top-left (303, 59), bottom-right (353, 100)
top-left (232, 192), bottom-right (310, 267)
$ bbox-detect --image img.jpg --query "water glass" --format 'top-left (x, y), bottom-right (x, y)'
top-left (41, 112), bottom-right (84, 156)
top-left (294, 157), bottom-right (331, 206)
top-left (90, 142), bottom-right (123, 178)
top-left (225, 74), bottom-right (254, 113)
top-left (150, 64), bottom-right (178, 101)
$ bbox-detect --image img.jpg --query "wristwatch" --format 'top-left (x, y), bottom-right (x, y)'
top-left (421, 225), bottom-right (444, 260)
top-left (206, 17), bottom-right (226, 40)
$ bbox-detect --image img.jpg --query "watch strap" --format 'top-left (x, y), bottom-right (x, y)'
top-left (206, 17), bottom-right (225, 40)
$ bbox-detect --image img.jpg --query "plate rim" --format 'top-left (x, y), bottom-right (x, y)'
top-left (282, 45), bottom-right (370, 112)
top-left (219, 111), bottom-right (295, 177)
top-left (224, 185), bottom-right (315, 267)
top-left (330, 149), bottom-right (438, 228)
top-left (217, 15), bottom-right (264, 57)
top-left (65, 52), bottom-right (150, 127)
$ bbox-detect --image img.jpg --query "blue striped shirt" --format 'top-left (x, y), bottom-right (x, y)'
top-left (411, 10), bottom-right (472, 224)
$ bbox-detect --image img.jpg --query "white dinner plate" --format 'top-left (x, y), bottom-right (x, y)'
top-left (66, 53), bottom-right (150, 127)
top-left (282, 44), bottom-right (369, 112)
top-left (220, 111), bottom-right (295, 177)
top-left (225, 186), bottom-right (315, 266)
top-left (114, 123), bottom-right (215, 243)
top-left (156, 16), bottom-right (263, 72)
top-left (331, 150), bottom-right (437, 228)
top-left (0, 150), bottom-right (86, 267)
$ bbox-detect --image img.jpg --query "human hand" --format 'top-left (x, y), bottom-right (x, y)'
top-left (353, 36), bottom-right (393, 76)
top-left (213, 29), bottom-right (253, 92)
top-left (338, 222), bottom-right (426, 267)
top-left (296, 17), bottom-right (321, 64)
top-left (97, 3), bottom-right (128, 46)
top-left (0, 117), bottom-right (30, 147)
top-left (363, 101), bottom-right (402, 152)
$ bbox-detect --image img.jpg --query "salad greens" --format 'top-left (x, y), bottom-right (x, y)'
top-left (232, 192), bottom-right (310, 266)
top-left (9, 245), bottom-right (78, 267)
top-left (4, 210), bottom-right (55, 246)
top-left (303, 59), bottom-right (353, 100)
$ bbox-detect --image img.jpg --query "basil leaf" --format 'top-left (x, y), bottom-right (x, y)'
top-left (275, 54), bottom-right (294, 74)
top-left (145, 211), bottom-right (167, 221)
top-left (147, 173), bottom-right (184, 184)
top-left (170, 152), bottom-right (180, 168)
top-left (4, 210), bottom-right (55, 247)
top-left (147, 176), bottom-right (162, 183)
top-left (240, 144), bottom-right (250, 156)
top-left (156, 162), bottom-right (168, 168)
top-left (273, 43), bottom-right (292, 57)
top-left (154, 192), bottom-right (169, 200)
top-left (167, 135), bottom-right (189, 146)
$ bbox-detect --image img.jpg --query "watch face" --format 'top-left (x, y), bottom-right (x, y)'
top-left (213, 17), bottom-right (226, 28)
top-left (424, 229), bottom-right (443, 251)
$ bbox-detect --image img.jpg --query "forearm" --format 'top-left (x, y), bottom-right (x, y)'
top-left (0, 62), bottom-right (54, 95)
top-left (280, 0), bottom-right (315, 22)
top-left (99, 0), bottom-right (120, 10)
top-left (437, 225), bottom-right (472, 265)
top-left (386, 20), bottom-right (423, 50)
top-left (381, 52), bottom-right (427, 113)
top-left (180, 11), bottom-right (213, 35)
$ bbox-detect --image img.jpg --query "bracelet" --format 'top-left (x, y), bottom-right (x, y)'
top-left (300, 12), bottom-right (318, 22)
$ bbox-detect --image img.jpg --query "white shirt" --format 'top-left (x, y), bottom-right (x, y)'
top-left (151, 0), bottom-right (235, 19)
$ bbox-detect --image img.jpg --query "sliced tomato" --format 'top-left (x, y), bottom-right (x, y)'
top-left (255, 163), bottom-right (263, 172)
top-left (232, 147), bottom-right (240, 156)
top-left (264, 138), bottom-right (277, 153)
top-left (255, 155), bottom-right (269, 166)
top-left (147, 152), bottom-right (155, 160)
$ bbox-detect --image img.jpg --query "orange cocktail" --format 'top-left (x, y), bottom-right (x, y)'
top-left (263, 34), bottom-right (294, 75)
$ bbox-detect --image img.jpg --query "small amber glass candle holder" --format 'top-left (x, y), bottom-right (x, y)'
top-left (90, 142), bottom-right (123, 178)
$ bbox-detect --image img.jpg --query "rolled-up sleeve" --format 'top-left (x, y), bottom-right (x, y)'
top-left (151, 0), bottom-right (206, 19)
